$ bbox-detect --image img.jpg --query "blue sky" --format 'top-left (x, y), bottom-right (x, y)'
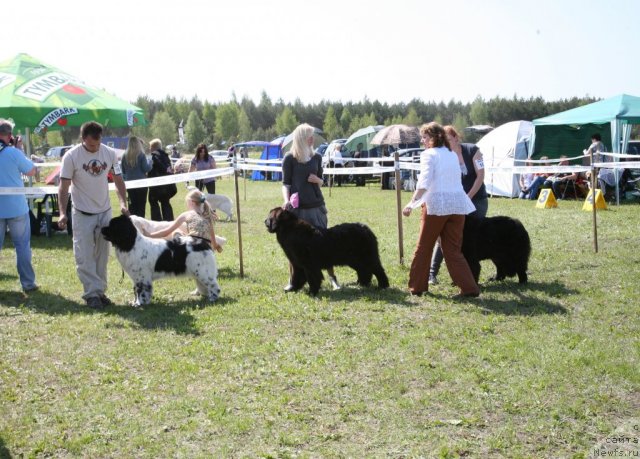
top-left (4, 0), bottom-right (638, 105)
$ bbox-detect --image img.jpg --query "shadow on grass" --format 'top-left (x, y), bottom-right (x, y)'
top-left (0, 435), bottom-right (11, 459)
top-left (480, 279), bottom-right (577, 296)
top-left (476, 297), bottom-right (568, 315)
top-left (473, 280), bottom-right (573, 315)
top-left (28, 232), bottom-right (73, 249)
top-left (217, 266), bottom-right (243, 280)
top-left (314, 284), bottom-right (416, 307)
top-left (0, 288), bottom-right (236, 335)
top-left (0, 272), bottom-right (18, 282)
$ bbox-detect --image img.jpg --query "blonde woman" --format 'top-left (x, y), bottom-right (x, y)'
top-left (120, 136), bottom-right (151, 217)
top-left (144, 189), bottom-right (222, 253)
top-left (281, 123), bottom-right (339, 291)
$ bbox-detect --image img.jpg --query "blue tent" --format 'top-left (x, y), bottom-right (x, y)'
top-left (234, 140), bottom-right (283, 181)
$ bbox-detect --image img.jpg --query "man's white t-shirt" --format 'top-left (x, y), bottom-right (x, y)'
top-left (60, 143), bottom-right (119, 214)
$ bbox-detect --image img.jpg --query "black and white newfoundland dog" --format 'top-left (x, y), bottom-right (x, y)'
top-left (462, 215), bottom-right (531, 284)
top-left (265, 207), bottom-right (389, 295)
top-left (101, 215), bottom-right (220, 306)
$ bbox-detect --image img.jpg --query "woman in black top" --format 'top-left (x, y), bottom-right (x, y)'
top-left (281, 123), bottom-right (339, 291)
top-left (147, 138), bottom-right (176, 222)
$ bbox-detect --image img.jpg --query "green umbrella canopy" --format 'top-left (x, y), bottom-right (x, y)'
top-left (0, 53), bottom-right (146, 133)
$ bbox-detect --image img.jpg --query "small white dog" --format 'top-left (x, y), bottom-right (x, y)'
top-left (186, 186), bottom-right (234, 221)
top-left (129, 215), bottom-right (226, 247)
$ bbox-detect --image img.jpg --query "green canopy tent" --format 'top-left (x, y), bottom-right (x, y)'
top-left (0, 53), bottom-right (146, 139)
top-left (531, 94), bottom-right (640, 159)
top-left (532, 94), bottom-right (640, 251)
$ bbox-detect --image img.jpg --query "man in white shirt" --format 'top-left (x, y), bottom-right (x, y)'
top-left (57, 121), bottom-right (129, 309)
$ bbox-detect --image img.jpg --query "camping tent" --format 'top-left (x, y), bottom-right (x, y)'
top-left (477, 120), bottom-right (533, 198)
top-left (531, 94), bottom-right (640, 159)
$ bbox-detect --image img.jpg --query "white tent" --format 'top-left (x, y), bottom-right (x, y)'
top-left (477, 120), bottom-right (533, 198)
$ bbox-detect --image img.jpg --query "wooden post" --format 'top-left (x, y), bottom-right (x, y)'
top-left (590, 150), bottom-right (598, 253)
top-left (394, 151), bottom-right (404, 265)
top-left (233, 159), bottom-right (245, 277)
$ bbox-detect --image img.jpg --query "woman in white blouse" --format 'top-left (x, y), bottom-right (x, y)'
top-left (402, 122), bottom-right (480, 298)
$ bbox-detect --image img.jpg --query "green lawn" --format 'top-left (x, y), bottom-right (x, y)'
top-left (1, 178), bottom-right (639, 458)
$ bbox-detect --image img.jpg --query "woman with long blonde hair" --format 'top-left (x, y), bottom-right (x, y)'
top-left (281, 123), bottom-right (339, 291)
top-left (144, 188), bottom-right (222, 296)
top-left (120, 136), bottom-right (151, 218)
top-left (144, 189), bottom-right (222, 253)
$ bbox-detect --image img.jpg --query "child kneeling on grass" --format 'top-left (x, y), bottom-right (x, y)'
top-left (143, 189), bottom-right (223, 296)
top-left (143, 189), bottom-right (223, 253)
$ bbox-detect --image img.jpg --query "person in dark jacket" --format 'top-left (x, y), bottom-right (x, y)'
top-left (147, 138), bottom-right (175, 222)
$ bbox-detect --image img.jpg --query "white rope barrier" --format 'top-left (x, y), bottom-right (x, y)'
top-left (1, 167), bottom-right (235, 196)
top-left (599, 151), bottom-right (640, 160)
top-left (32, 162), bottom-right (62, 168)
top-left (488, 165), bottom-right (591, 174)
top-left (241, 158), bottom-right (282, 164)
top-left (514, 154), bottom-right (586, 163)
top-left (3, 152), bottom-right (640, 197)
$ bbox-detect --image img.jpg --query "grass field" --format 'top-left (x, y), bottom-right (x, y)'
top-left (1, 177), bottom-right (639, 458)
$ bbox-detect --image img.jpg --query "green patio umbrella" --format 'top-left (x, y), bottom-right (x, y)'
top-left (0, 53), bottom-right (146, 133)
top-left (343, 125), bottom-right (384, 153)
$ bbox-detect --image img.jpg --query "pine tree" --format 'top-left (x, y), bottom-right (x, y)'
top-left (403, 108), bottom-right (421, 127)
top-left (215, 103), bottom-right (240, 144)
top-left (323, 106), bottom-right (342, 141)
top-left (238, 109), bottom-right (252, 142)
top-left (184, 110), bottom-right (207, 150)
top-left (275, 107), bottom-right (298, 136)
top-left (150, 111), bottom-right (177, 147)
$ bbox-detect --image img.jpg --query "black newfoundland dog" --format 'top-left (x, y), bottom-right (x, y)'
top-left (265, 207), bottom-right (389, 295)
top-left (462, 215), bottom-right (531, 284)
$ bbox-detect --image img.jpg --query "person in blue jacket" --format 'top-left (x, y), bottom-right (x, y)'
top-left (0, 118), bottom-right (38, 292)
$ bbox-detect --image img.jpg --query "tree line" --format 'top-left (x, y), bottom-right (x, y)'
top-left (33, 93), bottom-right (601, 152)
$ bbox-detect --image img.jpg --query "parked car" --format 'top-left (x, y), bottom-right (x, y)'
top-left (209, 150), bottom-right (231, 161)
top-left (45, 145), bottom-right (73, 158)
top-left (316, 143), bottom-right (328, 156)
